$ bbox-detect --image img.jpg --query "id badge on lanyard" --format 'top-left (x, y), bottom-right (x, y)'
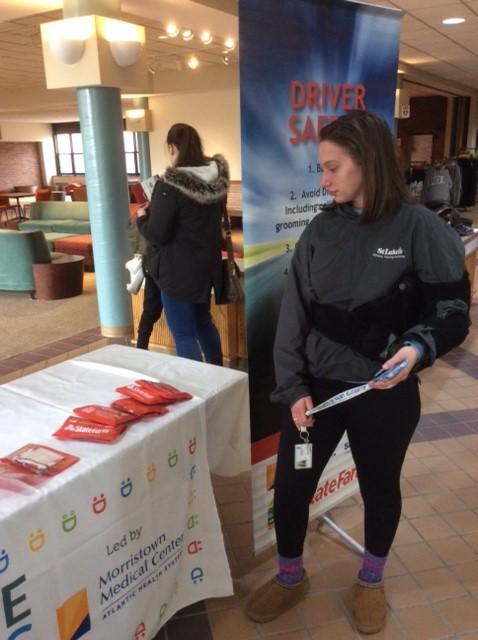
top-left (295, 427), bottom-right (312, 470)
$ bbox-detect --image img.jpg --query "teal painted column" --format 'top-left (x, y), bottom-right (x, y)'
top-left (77, 86), bottom-right (132, 337)
top-left (135, 97), bottom-right (152, 180)
top-left (137, 132), bottom-right (152, 181)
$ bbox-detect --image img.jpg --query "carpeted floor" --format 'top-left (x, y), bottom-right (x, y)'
top-left (0, 272), bottom-right (100, 359)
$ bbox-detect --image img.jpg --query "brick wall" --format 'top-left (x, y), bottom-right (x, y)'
top-left (0, 142), bottom-right (43, 191)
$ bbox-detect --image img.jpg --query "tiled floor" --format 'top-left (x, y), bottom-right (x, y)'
top-left (202, 301), bottom-right (478, 640)
top-left (1, 221), bottom-right (478, 639)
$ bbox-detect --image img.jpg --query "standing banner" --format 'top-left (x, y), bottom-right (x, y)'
top-left (239, 0), bottom-right (401, 552)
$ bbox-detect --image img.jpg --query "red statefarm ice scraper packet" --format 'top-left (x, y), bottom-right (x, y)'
top-left (73, 404), bottom-right (136, 427)
top-left (53, 417), bottom-right (127, 443)
top-left (136, 380), bottom-right (193, 402)
top-left (115, 383), bottom-right (170, 405)
top-left (111, 397), bottom-right (169, 416)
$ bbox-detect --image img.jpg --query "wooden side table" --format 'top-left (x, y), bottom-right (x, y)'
top-left (32, 255), bottom-right (84, 300)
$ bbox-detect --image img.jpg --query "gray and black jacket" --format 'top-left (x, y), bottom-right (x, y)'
top-left (272, 202), bottom-right (470, 407)
top-left (137, 154), bottom-right (229, 304)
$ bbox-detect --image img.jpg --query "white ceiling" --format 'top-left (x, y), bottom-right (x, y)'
top-left (0, 0), bottom-right (477, 122)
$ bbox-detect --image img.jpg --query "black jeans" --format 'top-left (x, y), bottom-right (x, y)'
top-left (136, 275), bottom-right (163, 350)
top-left (274, 376), bottom-right (420, 558)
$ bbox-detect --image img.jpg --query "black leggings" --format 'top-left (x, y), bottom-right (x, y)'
top-left (274, 376), bottom-right (420, 558)
top-left (137, 275), bottom-right (163, 350)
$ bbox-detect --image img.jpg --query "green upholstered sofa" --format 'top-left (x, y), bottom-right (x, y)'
top-left (0, 229), bottom-right (60, 292)
top-left (19, 201), bottom-right (90, 235)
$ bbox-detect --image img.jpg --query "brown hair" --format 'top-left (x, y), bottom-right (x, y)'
top-left (319, 110), bottom-right (411, 222)
top-left (166, 123), bottom-right (208, 167)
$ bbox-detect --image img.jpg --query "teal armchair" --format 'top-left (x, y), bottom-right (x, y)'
top-left (0, 229), bottom-right (52, 292)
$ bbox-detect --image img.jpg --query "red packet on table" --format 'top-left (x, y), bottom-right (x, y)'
top-left (53, 417), bottom-right (126, 443)
top-left (115, 383), bottom-right (173, 405)
top-left (136, 380), bottom-right (193, 402)
top-left (111, 397), bottom-right (169, 416)
top-left (73, 404), bottom-right (136, 427)
top-left (1, 443), bottom-right (79, 476)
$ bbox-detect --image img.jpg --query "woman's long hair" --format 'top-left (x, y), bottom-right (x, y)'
top-left (319, 110), bottom-right (412, 222)
top-left (166, 123), bottom-right (208, 167)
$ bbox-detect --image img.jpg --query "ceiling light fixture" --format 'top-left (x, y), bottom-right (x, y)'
top-left (442, 17), bottom-right (465, 25)
top-left (187, 55), bottom-right (199, 69)
top-left (103, 18), bottom-right (145, 67)
top-left (125, 108), bottom-right (145, 119)
top-left (224, 37), bottom-right (236, 51)
top-left (42, 16), bottom-right (93, 65)
top-left (222, 54), bottom-right (230, 65)
top-left (200, 30), bottom-right (212, 45)
top-left (166, 22), bottom-right (179, 37)
top-left (182, 28), bottom-right (194, 41)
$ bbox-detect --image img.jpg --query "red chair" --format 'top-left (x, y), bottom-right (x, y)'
top-left (0, 191), bottom-right (18, 226)
top-left (35, 188), bottom-right (51, 201)
top-left (64, 182), bottom-right (83, 196)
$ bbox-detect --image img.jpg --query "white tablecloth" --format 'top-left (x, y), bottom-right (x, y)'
top-left (0, 346), bottom-right (250, 640)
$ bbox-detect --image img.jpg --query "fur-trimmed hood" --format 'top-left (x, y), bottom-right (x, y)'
top-left (161, 154), bottom-right (229, 204)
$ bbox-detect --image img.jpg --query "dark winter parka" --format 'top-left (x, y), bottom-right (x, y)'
top-left (137, 154), bottom-right (229, 304)
top-left (272, 202), bottom-right (471, 406)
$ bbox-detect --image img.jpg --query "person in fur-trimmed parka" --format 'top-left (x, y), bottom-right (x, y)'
top-left (137, 122), bottom-right (229, 365)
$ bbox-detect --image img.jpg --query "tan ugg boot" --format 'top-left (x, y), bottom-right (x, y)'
top-left (245, 572), bottom-right (310, 623)
top-left (352, 578), bottom-right (386, 634)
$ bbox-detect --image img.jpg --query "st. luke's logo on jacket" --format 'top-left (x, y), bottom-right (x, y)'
top-left (372, 247), bottom-right (405, 259)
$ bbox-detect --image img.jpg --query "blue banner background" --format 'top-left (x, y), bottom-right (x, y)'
top-left (239, 0), bottom-right (401, 447)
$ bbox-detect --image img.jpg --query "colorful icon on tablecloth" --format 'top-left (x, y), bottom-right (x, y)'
top-left (187, 514), bottom-right (199, 529)
top-left (61, 511), bottom-right (77, 533)
top-left (0, 548), bottom-right (9, 573)
top-left (190, 465), bottom-right (197, 480)
top-left (190, 567), bottom-right (204, 584)
top-left (146, 464), bottom-right (156, 482)
top-left (187, 540), bottom-right (203, 555)
top-left (120, 478), bottom-right (133, 497)
top-left (134, 622), bottom-right (146, 639)
top-left (7, 623), bottom-right (32, 638)
top-left (188, 489), bottom-right (197, 505)
top-left (168, 450), bottom-right (178, 467)
top-left (188, 437), bottom-right (197, 454)
top-left (29, 529), bottom-right (45, 552)
top-left (159, 603), bottom-right (168, 620)
top-left (56, 588), bottom-right (91, 640)
top-left (92, 493), bottom-right (106, 514)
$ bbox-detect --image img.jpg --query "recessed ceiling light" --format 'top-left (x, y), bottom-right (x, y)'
top-left (224, 37), bottom-right (236, 51)
top-left (442, 17), bottom-right (465, 25)
top-left (182, 28), bottom-right (194, 41)
top-left (165, 22), bottom-right (179, 37)
top-left (200, 30), bottom-right (212, 45)
top-left (187, 55), bottom-right (199, 69)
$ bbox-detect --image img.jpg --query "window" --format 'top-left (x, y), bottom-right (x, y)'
top-left (55, 132), bottom-right (83, 174)
top-left (53, 123), bottom-right (140, 176)
top-left (123, 131), bottom-right (140, 175)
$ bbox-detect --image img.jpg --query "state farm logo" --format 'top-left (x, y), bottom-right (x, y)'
top-left (134, 622), bottom-right (146, 639)
top-left (373, 246), bottom-right (405, 259)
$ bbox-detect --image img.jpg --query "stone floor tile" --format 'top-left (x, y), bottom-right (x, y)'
top-left (393, 604), bottom-right (451, 640)
top-left (435, 595), bottom-right (478, 634)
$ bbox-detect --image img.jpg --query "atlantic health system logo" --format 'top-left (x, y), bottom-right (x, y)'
top-left (56, 589), bottom-right (91, 640)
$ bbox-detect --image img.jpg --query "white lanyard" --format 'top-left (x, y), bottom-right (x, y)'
top-left (304, 359), bottom-right (409, 416)
top-left (305, 383), bottom-right (371, 416)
